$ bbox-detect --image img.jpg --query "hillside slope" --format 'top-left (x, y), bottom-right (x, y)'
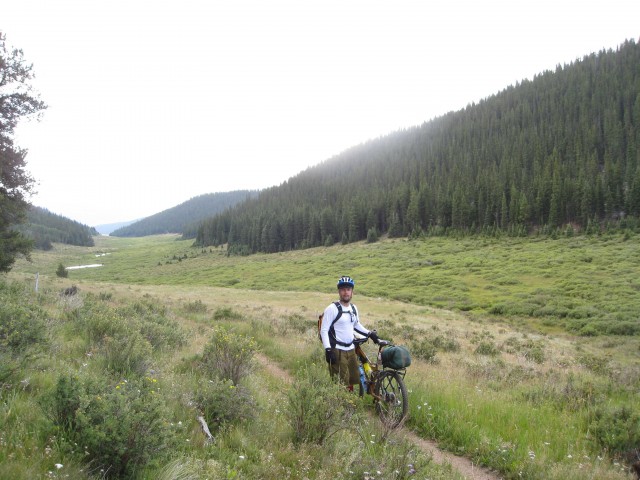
top-left (19, 206), bottom-right (97, 249)
top-left (195, 39), bottom-right (640, 254)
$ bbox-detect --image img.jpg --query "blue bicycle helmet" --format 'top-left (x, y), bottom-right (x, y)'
top-left (337, 276), bottom-right (355, 289)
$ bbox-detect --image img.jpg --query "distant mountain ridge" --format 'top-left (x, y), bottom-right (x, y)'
top-left (110, 191), bottom-right (258, 237)
top-left (95, 220), bottom-right (138, 235)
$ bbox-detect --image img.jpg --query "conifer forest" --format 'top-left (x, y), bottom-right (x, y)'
top-left (195, 40), bottom-right (640, 254)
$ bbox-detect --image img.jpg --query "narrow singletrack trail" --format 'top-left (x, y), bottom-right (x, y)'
top-left (257, 354), bottom-right (501, 480)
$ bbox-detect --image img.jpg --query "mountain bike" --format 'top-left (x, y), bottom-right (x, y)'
top-left (354, 336), bottom-right (409, 427)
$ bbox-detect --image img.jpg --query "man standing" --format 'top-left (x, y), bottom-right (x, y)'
top-left (320, 276), bottom-right (379, 390)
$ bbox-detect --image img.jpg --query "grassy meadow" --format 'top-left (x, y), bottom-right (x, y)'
top-left (3, 232), bottom-right (640, 479)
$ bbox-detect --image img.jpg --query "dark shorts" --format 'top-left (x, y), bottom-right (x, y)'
top-left (328, 348), bottom-right (359, 385)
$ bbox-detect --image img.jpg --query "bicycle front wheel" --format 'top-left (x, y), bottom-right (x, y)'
top-left (373, 370), bottom-right (408, 427)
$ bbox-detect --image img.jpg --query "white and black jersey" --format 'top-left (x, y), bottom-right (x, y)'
top-left (320, 301), bottom-right (370, 351)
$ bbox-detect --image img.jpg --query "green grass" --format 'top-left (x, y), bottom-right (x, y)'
top-left (20, 232), bottom-right (640, 338)
top-left (4, 232), bottom-right (640, 479)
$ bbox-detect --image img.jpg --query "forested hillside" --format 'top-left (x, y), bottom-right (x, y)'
top-left (110, 191), bottom-right (258, 237)
top-left (20, 206), bottom-right (97, 249)
top-left (195, 39), bottom-right (640, 254)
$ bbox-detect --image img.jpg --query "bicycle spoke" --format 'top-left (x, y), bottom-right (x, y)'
top-left (374, 371), bottom-right (408, 427)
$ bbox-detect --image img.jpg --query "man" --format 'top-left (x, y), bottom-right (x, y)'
top-left (320, 275), bottom-right (379, 390)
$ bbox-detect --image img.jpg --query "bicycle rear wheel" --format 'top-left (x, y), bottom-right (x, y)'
top-left (373, 370), bottom-right (408, 427)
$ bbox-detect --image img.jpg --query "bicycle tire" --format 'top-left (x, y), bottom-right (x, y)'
top-left (373, 370), bottom-right (408, 427)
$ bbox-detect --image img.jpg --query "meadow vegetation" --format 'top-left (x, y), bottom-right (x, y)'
top-left (3, 232), bottom-right (639, 479)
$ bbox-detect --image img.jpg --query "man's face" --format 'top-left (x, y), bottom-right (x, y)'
top-left (339, 286), bottom-right (353, 303)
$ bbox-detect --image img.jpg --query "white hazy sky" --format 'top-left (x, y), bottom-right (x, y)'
top-left (3, 1), bottom-right (639, 226)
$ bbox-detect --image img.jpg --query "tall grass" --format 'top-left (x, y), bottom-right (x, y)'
top-left (18, 232), bottom-right (640, 338)
top-left (0, 277), bottom-right (468, 479)
top-left (4, 232), bottom-right (640, 478)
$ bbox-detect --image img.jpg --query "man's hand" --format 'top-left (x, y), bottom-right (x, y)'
top-left (368, 330), bottom-right (380, 344)
top-left (325, 348), bottom-right (337, 364)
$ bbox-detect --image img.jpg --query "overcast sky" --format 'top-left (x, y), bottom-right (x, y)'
top-left (3, 1), bottom-right (639, 226)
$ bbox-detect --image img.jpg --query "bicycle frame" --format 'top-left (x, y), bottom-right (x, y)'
top-left (355, 340), bottom-right (379, 398)
top-left (354, 336), bottom-right (409, 426)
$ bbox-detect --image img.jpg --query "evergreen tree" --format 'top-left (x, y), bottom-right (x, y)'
top-left (0, 34), bottom-right (47, 272)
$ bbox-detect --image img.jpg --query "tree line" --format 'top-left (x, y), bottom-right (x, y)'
top-left (194, 39), bottom-right (640, 254)
top-left (20, 206), bottom-right (97, 250)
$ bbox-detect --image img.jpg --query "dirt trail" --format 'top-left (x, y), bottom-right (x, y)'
top-left (257, 354), bottom-right (501, 480)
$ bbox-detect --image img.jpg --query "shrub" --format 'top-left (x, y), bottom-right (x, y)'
top-left (576, 352), bottom-right (610, 375)
top-left (0, 295), bottom-right (48, 354)
top-left (589, 405), bottom-right (640, 457)
top-left (48, 374), bottom-right (178, 478)
top-left (73, 301), bottom-right (129, 345)
top-left (213, 307), bottom-right (243, 321)
top-left (286, 365), bottom-right (359, 445)
top-left (193, 378), bottom-right (256, 433)
top-left (201, 327), bottom-right (258, 384)
top-left (411, 338), bottom-right (438, 363)
top-left (556, 375), bottom-right (600, 411)
top-left (183, 299), bottom-right (208, 314)
top-left (523, 344), bottom-right (545, 364)
top-left (474, 341), bottom-right (500, 356)
top-left (281, 312), bottom-right (307, 334)
top-left (116, 301), bottom-right (187, 350)
top-left (101, 331), bottom-right (153, 376)
top-left (48, 373), bottom-right (83, 430)
top-left (0, 282), bottom-right (49, 383)
top-left (432, 333), bottom-right (461, 352)
top-left (130, 310), bottom-right (186, 350)
top-left (72, 299), bottom-right (186, 362)
top-left (98, 291), bottom-right (113, 301)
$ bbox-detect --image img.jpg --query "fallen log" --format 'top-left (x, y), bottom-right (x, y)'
top-left (197, 415), bottom-right (214, 441)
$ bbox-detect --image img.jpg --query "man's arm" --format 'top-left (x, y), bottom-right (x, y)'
top-left (320, 304), bottom-right (336, 350)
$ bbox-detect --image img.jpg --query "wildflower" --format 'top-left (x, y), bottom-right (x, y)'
top-left (567, 454), bottom-right (573, 459)
top-left (55, 464), bottom-right (63, 469)
top-left (239, 455), bottom-right (245, 460)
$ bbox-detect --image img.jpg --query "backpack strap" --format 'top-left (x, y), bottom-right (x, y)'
top-left (328, 301), bottom-right (355, 348)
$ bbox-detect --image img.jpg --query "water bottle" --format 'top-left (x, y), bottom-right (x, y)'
top-left (358, 365), bottom-right (366, 392)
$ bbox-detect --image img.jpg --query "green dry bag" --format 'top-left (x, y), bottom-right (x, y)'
top-left (381, 345), bottom-right (411, 370)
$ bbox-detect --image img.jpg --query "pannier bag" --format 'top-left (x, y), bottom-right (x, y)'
top-left (381, 345), bottom-right (412, 370)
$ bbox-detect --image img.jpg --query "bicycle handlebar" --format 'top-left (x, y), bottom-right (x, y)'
top-left (353, 336), bottom-right (391, 347)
